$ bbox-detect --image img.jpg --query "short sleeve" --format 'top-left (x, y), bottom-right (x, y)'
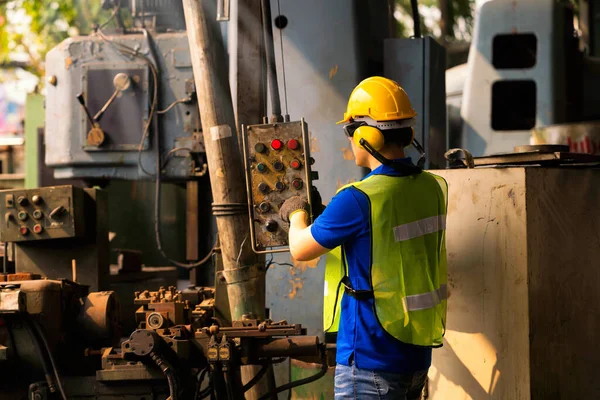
top-left (310, 188), bottom-right (368, 249)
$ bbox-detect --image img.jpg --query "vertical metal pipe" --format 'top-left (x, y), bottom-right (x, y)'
top-left (186, 180), bottom-right (199, 261)
top-left (261, 0), bottom-right (283, 122)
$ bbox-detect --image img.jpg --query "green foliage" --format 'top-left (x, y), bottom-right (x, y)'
top-left (394, 0), bottom-right (475, 41)
top-left (0, 0), bottom-right (116, 76)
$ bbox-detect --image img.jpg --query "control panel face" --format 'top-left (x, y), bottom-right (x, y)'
top-left (242, 120), bottom-right (313, 252)
top-left (0, 186), bottom-right (84, 242)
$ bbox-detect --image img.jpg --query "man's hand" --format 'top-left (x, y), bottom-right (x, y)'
top-left (279, 196), bottom-right (310, 223)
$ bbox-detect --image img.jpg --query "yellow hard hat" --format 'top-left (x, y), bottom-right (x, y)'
top-left (337, 76), bottom-right (417, 124)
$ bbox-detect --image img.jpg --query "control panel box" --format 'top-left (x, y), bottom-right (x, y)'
top-left (0, 186), bottom-right (86, 243)
top-left (242, 119), bottom-right (313, 252)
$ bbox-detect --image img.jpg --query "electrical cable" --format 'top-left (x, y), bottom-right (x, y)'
top-left (161, 147), bottom-right (192, 168)
top-left (242, 363), bottom-right (269, 393)
top-left (236, 234), bottom-right (248, 267)
top-left (256, 347), bottom-right (328, 400)
top-left (198, 369), bottom-right (215, 399)
top-left (410, 0), bottom-right (422, 38)
top-left (276, 0), bottom-right (289, 119)
top-left (154, 142), bottom-right (217, 268)
top-left (261, 0), bottom-right (282, 121)
top-left (98, 0), bottom-right (122, 30)
top-left (157, 96), bottom-right (193, 115)
top-left (3, 242), bottom-right (7, 274)
top-left (30, 318), bottom-right (68, 400)
top-left (224, 369), bottom-right (236, 400)
top-left (166, 371), bottom-right (179, 400)
top-left (23, 317), bottom-right (56, 395)
top-left (195, 367), bottom-right (210, 400)
top-left (265, 254), bottom-right (294, 270)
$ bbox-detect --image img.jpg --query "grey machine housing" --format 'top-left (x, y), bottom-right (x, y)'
top-left (44, 31), bottom-right (204, 181)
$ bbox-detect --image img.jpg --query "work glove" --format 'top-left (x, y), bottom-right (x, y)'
top-left (279, 196), bottom-right (310, 223)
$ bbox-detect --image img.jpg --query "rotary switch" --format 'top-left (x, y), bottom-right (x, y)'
top-left (258, 183), bottom-right (270, 194)
top-left (265, 220), bottom-right (278, 232)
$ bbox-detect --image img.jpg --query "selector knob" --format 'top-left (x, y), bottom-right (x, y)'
top-left (273, 161), bottom-right (284, 171)
top-left (17, 196), bottom-right (28, 206)
top-left (258, 183), bottom-right (270, 194)
top-left (258, 202), bottom-right (271, 213)
top-left (265, 220), bottom-right (278, 232)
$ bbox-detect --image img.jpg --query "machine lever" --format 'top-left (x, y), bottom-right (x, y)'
top-left (76, 93), bottom-right (98, 128)
top-left (49, 206), bottom-right (66, 219)
top-left (93, 88), bottom-right (119, 122)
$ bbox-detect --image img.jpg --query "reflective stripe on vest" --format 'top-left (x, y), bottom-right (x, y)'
top-left (403, 284), bottom-right (448, 312)
top-left (394, 215), bottom-right (446, 242)
top-left (323, 171), bottom-right (448, 348)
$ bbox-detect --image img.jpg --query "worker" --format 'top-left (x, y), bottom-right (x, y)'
top-left (279, 77), bottom-right (448, 399)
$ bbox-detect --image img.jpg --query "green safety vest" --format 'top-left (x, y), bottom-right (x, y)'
top-left (323, 171), bottom-right (448, 347)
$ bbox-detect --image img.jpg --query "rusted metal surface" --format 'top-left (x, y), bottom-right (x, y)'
top-left (254, 336), bottom-right (320, 358)
top-left (77, 291), bottom-right (120, 346)
top-left (0, 289), bottom-right (25, 312)
top-left (186, 180), bottom-right (200, 261)
top-left (472, 151), bottom-right (600, 167)
top-left (6, 273), bottom-right (41, 281)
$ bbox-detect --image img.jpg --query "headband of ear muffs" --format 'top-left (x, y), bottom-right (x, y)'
top-left (353, 125), bottom-right (416, 151)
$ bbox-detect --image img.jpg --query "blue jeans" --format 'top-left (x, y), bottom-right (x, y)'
top-left (334, 363), bottom-right (428, 399)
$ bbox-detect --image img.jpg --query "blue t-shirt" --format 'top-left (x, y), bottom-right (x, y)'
top-left (311, 159), bottom-right (432, 373)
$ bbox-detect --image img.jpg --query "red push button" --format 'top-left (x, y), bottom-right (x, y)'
top-left (19, 226), bottom-right (29, 236)
top-left (290, 159), bottom-right (302, 170)
top-left (33, 224), bottom-right (43, 234)
top-left (287, 139), bottom-right (300, 150)
top-left (270, 139), bottom-right (283, 151)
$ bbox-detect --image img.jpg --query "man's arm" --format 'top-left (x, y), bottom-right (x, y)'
top-left (280, 189), bottom-right (364, 262)
top-left (288, 211), bottom-right (330, 261)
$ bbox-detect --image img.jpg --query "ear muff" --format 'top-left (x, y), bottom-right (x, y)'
top-left (408, 127), bottom-right (416, 147)
top-left (353, 125), bottom-right (384, 151)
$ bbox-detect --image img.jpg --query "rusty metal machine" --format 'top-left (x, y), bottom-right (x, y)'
top-left (0, 1), bottom-right (330, 398)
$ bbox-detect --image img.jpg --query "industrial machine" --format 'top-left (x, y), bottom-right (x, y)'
top-left (1, 0), bottom-right (328, 398)
top-left (44, 0), bottom-right (204, 181)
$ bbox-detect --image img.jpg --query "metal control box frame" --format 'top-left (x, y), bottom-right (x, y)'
top-left (242, 119), bottom-right (313, 253)
top-left (0, 185), bottom-right (86, 243)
